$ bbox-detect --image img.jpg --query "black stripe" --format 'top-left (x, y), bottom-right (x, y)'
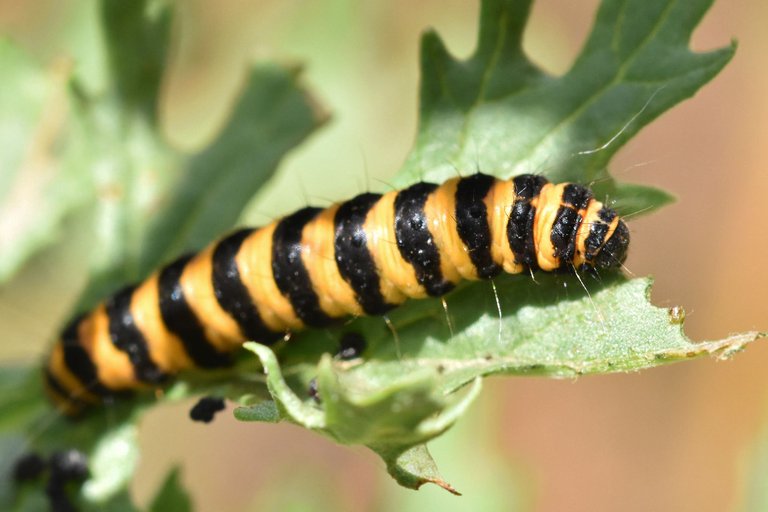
top-left (551, 184), bottom-right (591, 270)
top-left (584, 223), bottom-right (609, 262)
top-left (212, 229), bottom-right (282, 343)
top-left (60, 314), bottom-right (114, 397)
top-left (598, 206), bottom-right (617, 223)
top-left (584, 206), bottom-right (618, 263)
top-left (507, 174), bottom-right (549, 269)
top-left (550, 206), bottom-right (581, 270)
top-left (595, 219), bottom-right (630, 269)
top-left (272, 208), bottom-right (334, 327)
top-left (106, 286), bottom-right (167, 384)
top-left (561, 184), bottom-right (592, 210)
top-left (455, 174), bottom-right (501, 279)
top-left (158, 255), bottom-right (232, 368)
top-left (394, 182), bottom-right (454, 296)
top-left (334, 193), bottom-right (394, 315)
top-left (44, 368), bottom-right (87, 409)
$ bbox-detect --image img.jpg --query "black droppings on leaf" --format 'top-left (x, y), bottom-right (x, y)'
top-left (189, 396), bottom-right (227, 423)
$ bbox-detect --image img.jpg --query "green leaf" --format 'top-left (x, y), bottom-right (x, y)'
top-left (0, 368), bottom-right (47, 434)
top-left (309, 275), bottom-right (757, 388)
top-left (147, 467), bottom-right (192, 512)
top-left (66, 1), bottom-right (326, 306)
top-left (237, 343), bottom-right (480, 492)
top-left (237, 276), bottom-right (759, 491)
top-left (374, 444), bottom-right (461, 496)
top-left (233, 400), bottom-right (280, 423)
top-left (137, 64), bottom-right (327, 274)
top-left (399, 0), bottom-right (734, 214)
top-left (100, 0), bottom-right (171, 117)
top-left (81, 424), bottom-right (139, 503)
top-left (0, 40), bottom-right (92, 283)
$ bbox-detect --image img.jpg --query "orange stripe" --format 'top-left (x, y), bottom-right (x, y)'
top-left (423, 177), bottom-right (474, 282)
top-left (82, 305), bottom-right (139, 390)
top-left (603, 215), bottom-right (620, 247)
top-left (363, 190), bottom-right (417, 302)
top-left (487, 179), bottom-right (523, 274)
top-left (179, 247), bottom-right (243, 352)
top-left (532, 183), bottom-right (564, 271)
top-left (131, 273), bottom-right (194, 373)
top-left (238, 223), bottom-right (303, 331)
top-left (301, 204), bottom-right (363, 317)
top-left (573, 198), bottom-right (603, 267)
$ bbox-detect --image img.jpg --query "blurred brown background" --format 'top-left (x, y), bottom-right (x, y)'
top-left (1, 0), bottom-right (767, 510)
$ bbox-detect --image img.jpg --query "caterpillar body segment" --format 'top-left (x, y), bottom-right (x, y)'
top-left (45, 173), bottom-right (630, 414)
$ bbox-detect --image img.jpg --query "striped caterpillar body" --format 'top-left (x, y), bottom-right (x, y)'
top-left (45, 173), bottom-right (630, 414)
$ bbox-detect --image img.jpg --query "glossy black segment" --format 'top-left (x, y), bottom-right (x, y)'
top-left (512, 174), bottom-right (549, 199)
top-left (508, 175), bottom-right (548, 269)
top-left (158, 255), bottom-right (231, 368)
top-left (561, 184), bottom-right (592, 210)
top-left (598, 206), bottom-right (617, 223)
top-left (550, 206), bottom-right (582, 269)
top-left (394, 182), bottom-right (454, 296)
top-left (455, 174), bottom-right (501, 279)
top-left (334, 193), bottom-right (394, 315)
top-left (106, 286), bottom-right (167, 384)
top-left (272, 207), bottom-right (334, 327)
top-left (595, 220), bottom-right (630, 269)
top-left (584, 223), bottom-right (609, 262)
top-left (60, 314), bottom-right (113, 397)
top-left (584, 206), bottom-right (621, 264)
top-left (212, 229), bottom-right (282, 343)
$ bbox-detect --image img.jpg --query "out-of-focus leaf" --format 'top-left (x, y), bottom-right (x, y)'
top-left (81, 424), bottom-right (139, 503)
top-left (0, 368), bottom-right (47, 433)
top-left (0, 41), bottom-right (92, 282)
top-left (137, 65), bottom-right (327, 274)
top-left (1, 0), bottom-right (326, 507)
top-left (147, 467), bottom-right (192, 512)
top-left (100, 0), bottom-right (171, 117)
top-left (65, 1), bottom-right (326, 305)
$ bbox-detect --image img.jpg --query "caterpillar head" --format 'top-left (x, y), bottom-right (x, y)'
top-left (593, 218), bottom-right (630, 270)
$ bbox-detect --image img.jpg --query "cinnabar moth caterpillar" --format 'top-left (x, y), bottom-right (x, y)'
top-left (44, 173), bottom-right (629, 415)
